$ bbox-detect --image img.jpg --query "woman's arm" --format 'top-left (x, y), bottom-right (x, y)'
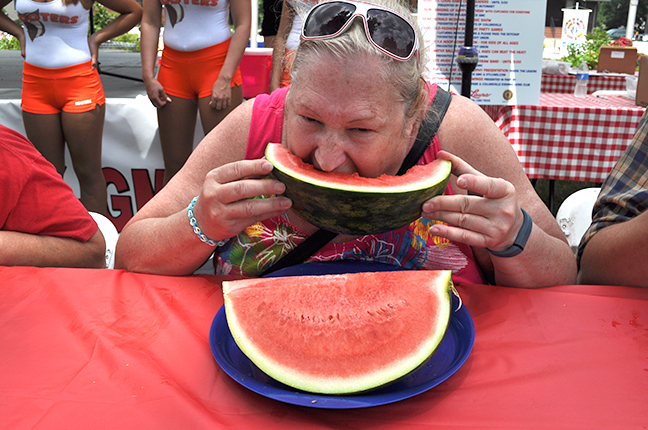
top-left (427, 95), bottom-right (576, 287)
top-left (139, 0), bottom-right (170, 107)
top-left (0, 230), bottom-right (106, 268)
top-left (269, 0), bottom-right (293, 92)
top-left (0, 0), bottom-right (26, 56)
top-left (87, 0), bottom-right (142, 68)
top-left (115, 100), bottom-right (291, 274)
top-left (209, 0), bottom-right (251, 110)
top-left (578, 211), bottom-right (648, 287)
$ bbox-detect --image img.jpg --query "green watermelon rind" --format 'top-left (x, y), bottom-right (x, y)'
top-left (223, 270), bottom-right (453, 395)
top-left (265, 143), bottom-right (452, 235)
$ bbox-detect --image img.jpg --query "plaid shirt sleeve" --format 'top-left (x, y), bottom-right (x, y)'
top-left (577, 109), bottom-right (648, 267)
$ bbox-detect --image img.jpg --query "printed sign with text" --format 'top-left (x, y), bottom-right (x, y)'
top-left (419, 0), bottom-right (546, 105)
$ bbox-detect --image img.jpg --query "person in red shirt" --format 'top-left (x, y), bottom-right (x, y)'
top-left (0, 125), bottom-right (105, 268)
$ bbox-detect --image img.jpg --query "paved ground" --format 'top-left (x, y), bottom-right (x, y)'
top-left (0, 49), bottom-right (147, 99)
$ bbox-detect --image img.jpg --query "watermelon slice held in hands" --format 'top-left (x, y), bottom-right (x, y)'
top-left (222, 270), bottom-right (454, 394)
top-left (265, 143), bottom-right (452, 235)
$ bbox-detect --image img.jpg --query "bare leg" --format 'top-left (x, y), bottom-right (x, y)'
top-left (61, 104), bottom-right (107, 214)
top-left (157, 97), bottom-right (199, 184)
top-left (197, 85), bottom-right (243, 134)
top-left (22, 111), bottom-right (67, 175)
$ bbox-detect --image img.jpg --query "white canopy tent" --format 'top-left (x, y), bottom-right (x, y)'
top-left (250, 0), bottom-right (260, 47)
top-left (626, 0), bottom-right (639, 39)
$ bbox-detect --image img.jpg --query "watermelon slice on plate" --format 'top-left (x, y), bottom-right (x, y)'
top-left (210, 261), bottom-right (474, 408)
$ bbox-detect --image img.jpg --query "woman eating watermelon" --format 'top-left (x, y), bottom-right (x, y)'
top-left (115, 0), bottom-right (576, 288)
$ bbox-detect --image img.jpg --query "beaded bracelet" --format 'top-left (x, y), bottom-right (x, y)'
top-left (486, 208), bottom-right (533, 258)
top-left (187, 196), bottom-right (229, 247)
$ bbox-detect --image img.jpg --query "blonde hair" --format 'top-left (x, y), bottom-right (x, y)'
top-left (289, 0), bottom-right (429, 123)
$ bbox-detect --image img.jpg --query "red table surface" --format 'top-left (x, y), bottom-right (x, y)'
top-left (481, 93), bottom-right (646, 183)
top-left (0, 266), bottom-right (646, 430)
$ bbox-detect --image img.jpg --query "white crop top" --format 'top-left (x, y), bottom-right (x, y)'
top-left (285, 0), bottom-right (318, 50)
top-left (16, 0), bottom-right (91, 69)
top-left (160, 0), bottom-right (232, 52)
top-left (285, 14), bottom-right (301, 50)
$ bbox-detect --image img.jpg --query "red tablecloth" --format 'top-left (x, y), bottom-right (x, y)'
top-left (481, 93), bottom-right (646, 182)
top-left (541, 73), bottom-right (628, 94)
top-left (0, 266), bottom-right (646, 429)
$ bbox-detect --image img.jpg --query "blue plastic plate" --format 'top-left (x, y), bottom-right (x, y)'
top-left (209, 261), bottom-right (474, 409)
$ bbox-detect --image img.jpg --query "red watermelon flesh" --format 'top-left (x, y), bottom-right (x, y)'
top-left (223, 270), bottom-right (453, 394)
top-left (267, 143), bottom-right (448, 191)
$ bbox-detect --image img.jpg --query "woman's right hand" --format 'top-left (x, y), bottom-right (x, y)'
top-left (144, 78), bottom-right (172, 108)
top-left (191, 159), bottom-right (293, 241)
top-left (18, 33), bottom-right (26, 58)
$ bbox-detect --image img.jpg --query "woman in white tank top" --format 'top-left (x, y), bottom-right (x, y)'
top-left (139, 0), bottom-right (251, 184)
top-left (0, 0), bottom-right (142, 215)
top-left (269, 0), bottom-right (317, 91)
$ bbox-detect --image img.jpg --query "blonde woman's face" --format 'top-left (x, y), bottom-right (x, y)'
top-left (283, 54), bottom-right (418, 178)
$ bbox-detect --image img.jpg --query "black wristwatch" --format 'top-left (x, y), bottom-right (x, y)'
top-left (487, 208), bottom-right (533, 258)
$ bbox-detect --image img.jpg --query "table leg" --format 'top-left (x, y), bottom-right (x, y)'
top-left (549, 180), bottom-right (555, 214)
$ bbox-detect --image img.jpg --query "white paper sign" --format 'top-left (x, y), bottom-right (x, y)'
top-left (419, 0), bottom-right (546, 105)
top-left (560, 7), bottom-right (591, 53)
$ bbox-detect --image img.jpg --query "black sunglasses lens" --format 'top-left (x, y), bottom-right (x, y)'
top-left (367, 9), bottom-right (415, 58)
top-left (304, 2), bottom-right (356, 37)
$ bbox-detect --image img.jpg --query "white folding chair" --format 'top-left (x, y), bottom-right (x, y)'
top-left (555, 187), bottom-right (601, 255)
top-left (90, 212), bottom-right (119, 269)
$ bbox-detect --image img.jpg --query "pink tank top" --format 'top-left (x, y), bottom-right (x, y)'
top-left (214, 85), bottom-right (485, 285)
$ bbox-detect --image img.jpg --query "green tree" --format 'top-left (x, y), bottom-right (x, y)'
top-left (0, 34), bottom-right (20, 50)
top-left (91, 3), bottom-right (118, 33)
top-left (596, 0), bottom-right (648, 32)
top-left (0, 8), bottom-right (21, 50)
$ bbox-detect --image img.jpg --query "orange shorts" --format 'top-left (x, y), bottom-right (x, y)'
top-left (21, 61), bottom-right (106, 114)
top-left (280, 48), bottom-right (293, 88)
top-left (158, 39), bottom-right (243, 99)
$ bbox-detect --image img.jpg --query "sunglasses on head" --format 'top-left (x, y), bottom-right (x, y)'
top-left (301, 0), bottom-right (418, 61)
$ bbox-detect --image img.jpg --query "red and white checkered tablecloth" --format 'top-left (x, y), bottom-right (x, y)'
top-left (541, 73), bottom-right (628, 94)
top-left (482, 93), bottom-right (646, 182)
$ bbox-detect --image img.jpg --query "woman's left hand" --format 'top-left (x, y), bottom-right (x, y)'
top-left (422, 150), bottom-right (526, 252)
top-left (210, 77), bottom-right (232, 110)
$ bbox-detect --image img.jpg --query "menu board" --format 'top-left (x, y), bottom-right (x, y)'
top-left (418, 0), bottom-right (547, 105)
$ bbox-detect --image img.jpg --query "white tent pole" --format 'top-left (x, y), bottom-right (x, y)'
top-left (250, 0), bottom-right (258, 47)
top-left (627, 0), bottom-right (639, 39)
